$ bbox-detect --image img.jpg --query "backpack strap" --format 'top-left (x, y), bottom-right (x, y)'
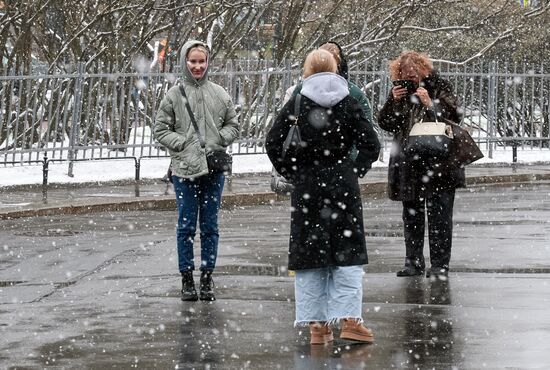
top-left (293, 93), bottom-right (302, 125)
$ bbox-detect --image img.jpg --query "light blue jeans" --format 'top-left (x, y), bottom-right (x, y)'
top-left (294, 266), bottom-right (364, 326)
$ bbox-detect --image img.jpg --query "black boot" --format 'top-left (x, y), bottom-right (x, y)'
top-left (199, 270), bottom-right (215, 301)
top-left (181, 271), bottom-right (198, 301)
top-left (396, 257), bottom-right (425, 277)
top-left (426, 267), bottom-right (449, 279)
top-left (396, 265), bottom-right (424, 277)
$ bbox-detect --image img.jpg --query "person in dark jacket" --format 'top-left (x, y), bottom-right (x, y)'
top-left (266, 49), bottom-right (381, 345)
top-left (271, 41), bottom-right (379, 195)
top-left (292, 41), bottom-right (376, 146)
top-left (378, 51), bottom-right (463, 278)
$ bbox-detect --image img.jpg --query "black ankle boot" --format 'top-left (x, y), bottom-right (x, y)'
top-left (181, 271), bottom-right (198, 301)
top-left (396, 265), bottom-right (424, 277)
top-left (199, 270), bottom-right (215, 301)
top-left (426, 267), bottom-right (449, 278)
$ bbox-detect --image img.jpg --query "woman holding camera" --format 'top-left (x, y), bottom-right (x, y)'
top-left (378, 51), bottom-right (463, 278)
top-left (154, 40), bottom-right (239, 301)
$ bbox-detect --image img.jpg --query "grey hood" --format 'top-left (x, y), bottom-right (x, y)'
top-left (180, 40), bottom-right (210, 85)
top-left (300, 72), bottom-right (349, 108)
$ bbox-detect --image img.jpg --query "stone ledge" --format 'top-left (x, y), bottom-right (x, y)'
top-left (2, 173), bottom-right (550, 219)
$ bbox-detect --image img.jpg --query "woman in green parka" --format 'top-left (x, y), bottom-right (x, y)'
top-left (153, 40), bottom-right (239, 301)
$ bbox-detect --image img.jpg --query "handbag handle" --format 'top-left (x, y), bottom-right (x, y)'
top-left (292, 93), bottom-right (302, 124)
top-left (179, 85), bottom-right (206, 149)
top-left (417, 105), bottom-right (454, 138)
top-left (419, 105), bottom-right (440, 124)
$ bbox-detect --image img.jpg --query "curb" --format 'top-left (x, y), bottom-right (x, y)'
top-left (1, 173), bottom-right (550, 220)
top-left (465, 173), bottom-right (550, 185)
top-left (0, 182), bottom-right (389, 220)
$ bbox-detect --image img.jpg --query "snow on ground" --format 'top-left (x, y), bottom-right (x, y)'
top-left (0, 147), bottom-right (549, 187)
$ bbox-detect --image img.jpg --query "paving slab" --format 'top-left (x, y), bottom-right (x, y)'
top-left (1, 182), bottom-right (549, 368)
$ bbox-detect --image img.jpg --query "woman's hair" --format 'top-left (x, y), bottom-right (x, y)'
top-left (389, 51), bottom-right (433, 81)
top-left (186, 44), bottom-right (209, 60)
top-left (319, 42), bottom-right (341, 66)
top-left (319, 40), bottom-right (349, 80)
top-left (302, 49), bottom-right (337, 78)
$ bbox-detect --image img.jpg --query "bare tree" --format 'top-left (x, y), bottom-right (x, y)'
top-left (2, 0), bottom-right (549, 73)
top-left (1, 0), bottom-right (549, 151)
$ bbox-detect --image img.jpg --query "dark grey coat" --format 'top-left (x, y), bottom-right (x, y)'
top-left (378, 71), bottom-right (465, 201)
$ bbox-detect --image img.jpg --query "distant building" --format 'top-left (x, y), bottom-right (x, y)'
top-left (518, 0), bottom-right (540, 6)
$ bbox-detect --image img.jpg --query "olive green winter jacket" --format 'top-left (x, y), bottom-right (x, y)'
top-left (153, 40), bottom-right (239, 178)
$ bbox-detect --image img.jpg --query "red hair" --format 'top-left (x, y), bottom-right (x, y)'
top-left (389, 51), bottom-right (433, 81)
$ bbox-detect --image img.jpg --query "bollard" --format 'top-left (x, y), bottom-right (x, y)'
top-left (226, 171), bottom-right (233, 192)
top-left (134, 157), bottom-right (140, 197)
top-left (512, 142), bottom-right (518, 173)
top-left (42, 154), bottom-right (49, 203)
top-left (134, 157), bottom-right (141, 181)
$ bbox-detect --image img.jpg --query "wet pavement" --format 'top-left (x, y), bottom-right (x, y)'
top-left (1, 178), bottom-right (550, 368)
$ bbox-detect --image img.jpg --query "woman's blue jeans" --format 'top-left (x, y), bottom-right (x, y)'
top-left (172, 173), bottom-right (225, 273)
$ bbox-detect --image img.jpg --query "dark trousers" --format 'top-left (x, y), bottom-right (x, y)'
top-left (402, 190), bottom-right (455, 270)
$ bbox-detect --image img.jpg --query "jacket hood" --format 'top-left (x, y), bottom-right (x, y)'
top-left (300, 72), bottom-right (349, 108)
top-left (180, 40), bottom-right (209, 85)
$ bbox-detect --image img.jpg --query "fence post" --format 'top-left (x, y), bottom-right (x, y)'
top-left (378, 59), bottom-right (389, 163)
top-left (283, 59), bottom-right (292, 91)
top-left (225, 62), bottom-right (234, 192)
top-left (67, 62), bottom-right (85, 177)
top-left (486, 61), bottom-right (497, 159)
top-left (227, 60), bottom-right (235, 102)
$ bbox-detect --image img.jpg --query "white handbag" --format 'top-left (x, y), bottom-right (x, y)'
top-left (405, 116), bottom-right (453, 160)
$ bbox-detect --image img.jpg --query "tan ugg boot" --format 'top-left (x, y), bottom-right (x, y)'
top-left (309, 322), bottom-right (334, 345)
top-left (340, 319), bottom-right (374, 343)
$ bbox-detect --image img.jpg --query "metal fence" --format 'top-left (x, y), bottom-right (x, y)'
top-left (354, 60), bottom-right (550, 157)
top-left (1, 59), bottom-right (549, 173)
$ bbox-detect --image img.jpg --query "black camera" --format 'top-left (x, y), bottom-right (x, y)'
top-left (392, 79), bottom-right (417, 95)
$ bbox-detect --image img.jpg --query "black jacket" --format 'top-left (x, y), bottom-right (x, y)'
top-left (266, 94), bottom-right (380, 270)
top-left (378, 71), bottom-right (465, 201)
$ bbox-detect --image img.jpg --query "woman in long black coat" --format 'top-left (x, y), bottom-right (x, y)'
top-left (378, 50), bottom-right (463, 278)
top-left (266, 49), bottom-right (380, 345)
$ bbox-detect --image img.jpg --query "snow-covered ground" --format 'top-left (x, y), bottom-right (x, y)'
top-left (1, 146), bottom-right (549, 187)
